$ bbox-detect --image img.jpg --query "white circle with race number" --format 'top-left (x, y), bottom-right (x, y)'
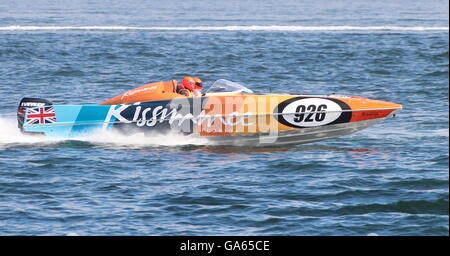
top-left (280, 98), bottom-right (343, 127)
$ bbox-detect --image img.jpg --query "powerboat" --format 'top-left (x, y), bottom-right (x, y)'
top-left (17, 79), bottom-right (402, 146)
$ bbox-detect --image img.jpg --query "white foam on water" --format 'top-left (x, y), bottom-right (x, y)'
top-left (75, 129), bottom-right (210, 148)
top-left (0, 25), bottom-right (448, 32)
top-left (0, 117), bottom-right (209, 148)
top-left (0, 117), bottom-right (63, 147)
top-left (66, 232), bottom-right (80, 236)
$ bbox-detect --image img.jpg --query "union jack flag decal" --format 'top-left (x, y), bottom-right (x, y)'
top-left (26, 106), bottom-right (56, 125)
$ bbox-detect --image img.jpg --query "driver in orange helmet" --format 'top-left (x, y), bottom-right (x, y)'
top-left (192, 77), bottom-right (203, 96)
top-left (178, 76), bottom-right (203, 97)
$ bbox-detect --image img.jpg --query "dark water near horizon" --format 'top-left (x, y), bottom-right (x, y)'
top-left (0, 0), bottom-right (448, 235)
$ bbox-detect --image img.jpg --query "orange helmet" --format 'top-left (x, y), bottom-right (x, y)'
top-left (181, 77), bottom-right (196, 91)
top-left (193, 77), bottom-right (203, 89)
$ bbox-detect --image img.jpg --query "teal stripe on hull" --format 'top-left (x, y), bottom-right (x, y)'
top-left (23, 105), bottom-right (114, 138)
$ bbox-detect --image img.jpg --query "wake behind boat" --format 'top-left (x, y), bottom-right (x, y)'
top-left (17, 79), bottom-right (402, 146)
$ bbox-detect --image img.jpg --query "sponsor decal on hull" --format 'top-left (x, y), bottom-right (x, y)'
top-left (104, 101), bottom-right (255, 131)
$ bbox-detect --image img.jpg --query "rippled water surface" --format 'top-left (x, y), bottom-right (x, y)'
top-left (0, 0), bottom-right (448, 235)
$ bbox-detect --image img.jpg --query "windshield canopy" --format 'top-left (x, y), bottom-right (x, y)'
top-left (206, 79), bottom-right (254, 95)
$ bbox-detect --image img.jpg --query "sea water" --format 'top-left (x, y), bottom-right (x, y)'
top-left (0, 0), bottom-right (448, 235)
